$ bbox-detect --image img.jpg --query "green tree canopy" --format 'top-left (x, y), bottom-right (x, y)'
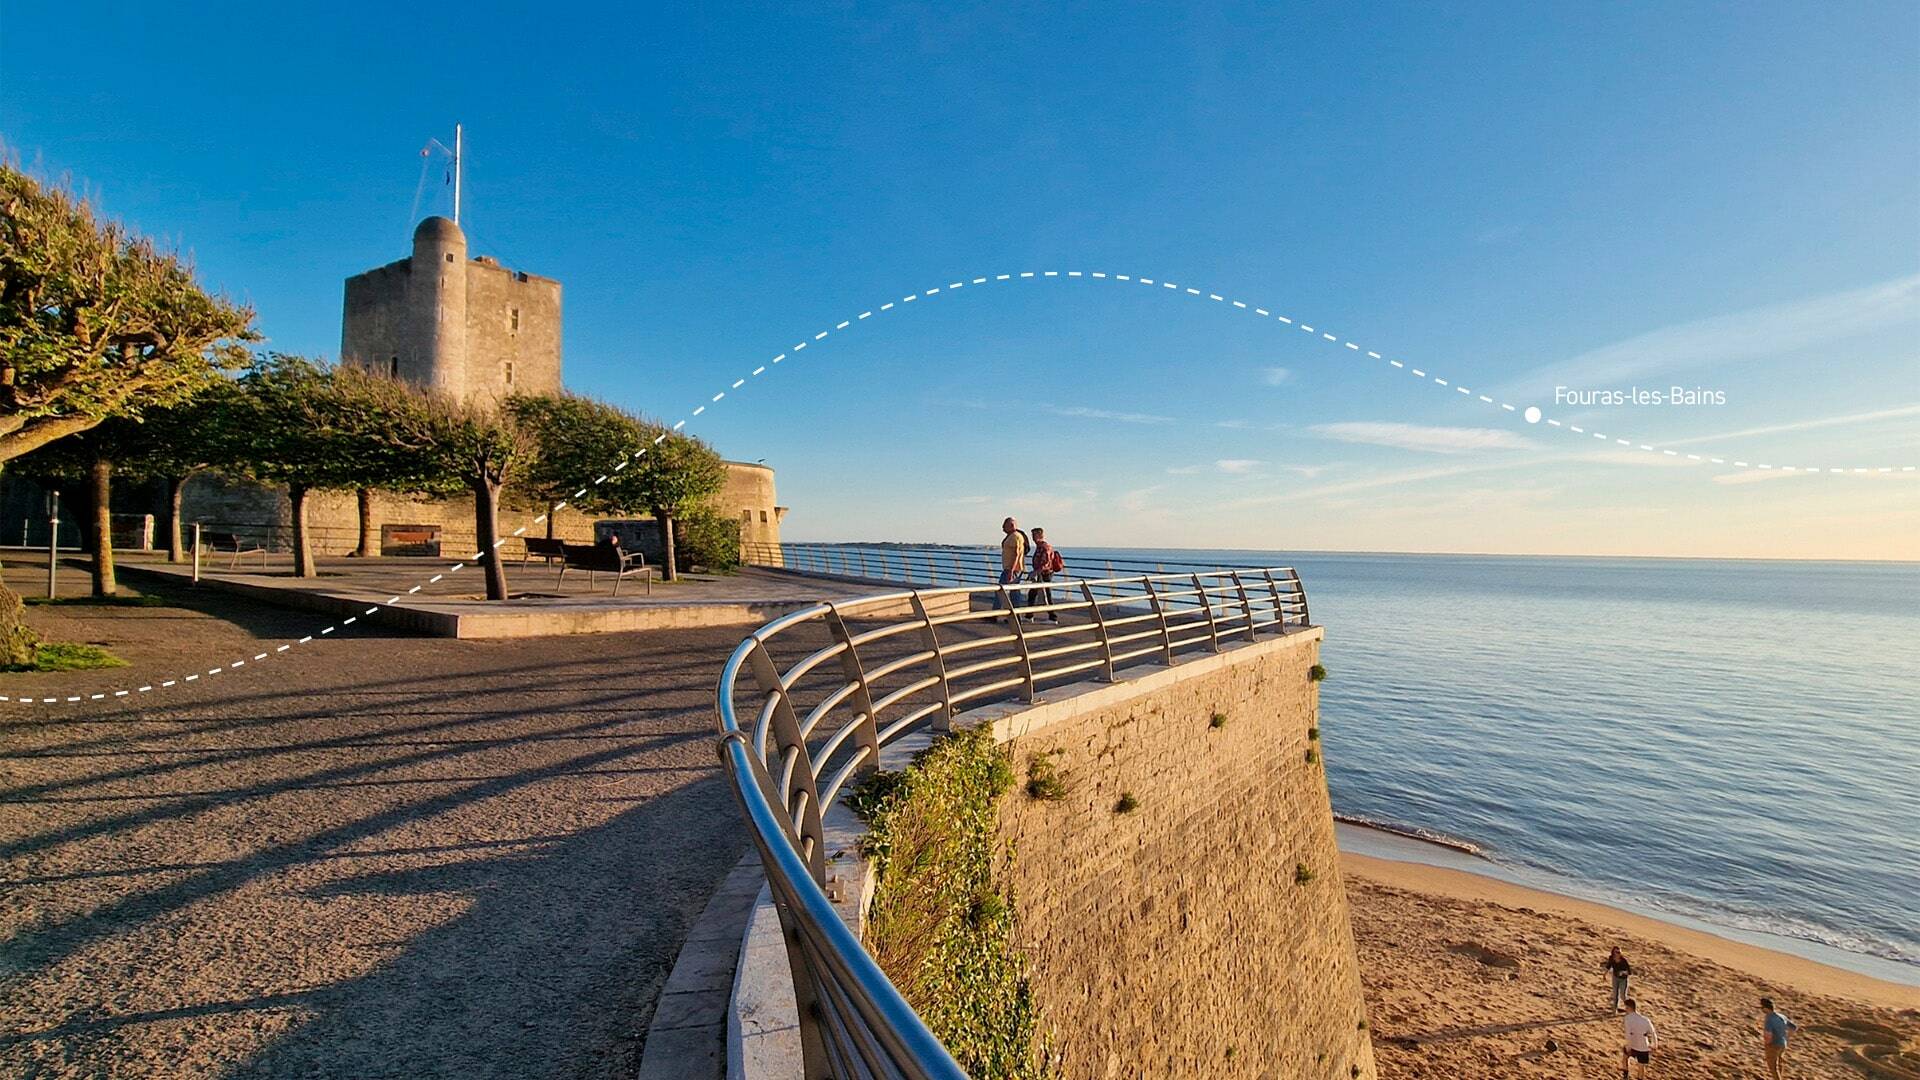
top-left (0, 163), bottom-right (255, 461)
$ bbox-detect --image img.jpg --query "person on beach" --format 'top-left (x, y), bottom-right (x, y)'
top-left (1620, 999), bottom-right (1657, 1079)
top-left (1760, 997), bottom-right (1798, 1079)
top-left (1605, 946), bottom-right (1633, 1012)
top-left (994, 517), bottom-right (1029, 622)
top-left (1025, 527), bottom-right (1062, 622)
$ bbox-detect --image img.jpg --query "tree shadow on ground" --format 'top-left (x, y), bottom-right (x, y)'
top-left (219, 775), bottom-right (746, 1080)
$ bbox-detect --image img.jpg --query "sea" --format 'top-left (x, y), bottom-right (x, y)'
top-left (1052, 548), bottom-right (1920, 985)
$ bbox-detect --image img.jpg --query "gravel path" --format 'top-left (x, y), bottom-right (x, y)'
top-left (0, 565), bottom-right (751, 1078)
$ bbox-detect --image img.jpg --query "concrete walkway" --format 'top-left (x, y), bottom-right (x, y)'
top-left (0, 568), bottom-right (759, 1079)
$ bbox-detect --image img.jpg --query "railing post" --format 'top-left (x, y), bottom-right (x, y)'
top-left (911, 591), bottom-right (955, 730)
top-left (1193, 573), bottom-right (1222, 653)
top-left (1230, 571), bottom-right (1257, 642)
top-left (1143, 576), bottom-right (1176, 666)
top-left (746, 641), bottom-right (829, 882)
top-left (1080, 580), bottom-right (1115, 682)
top-left (824, 605), bottom-right (882, 781)
top-left (1000, 582), bottom-right (1038, 702)
top-left (857, 548), bottom-right (870, 578)
top-left (1291, 567), bottom-right (1311, 627)
top-left (192, 523), bottom-right (202, 585)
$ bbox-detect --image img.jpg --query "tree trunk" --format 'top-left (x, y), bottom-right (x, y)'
top-left (0, 584), bottom-right (35, 667)
top-left (167, 474), bottom-right (188, 563)
top-left (545, 501), bottom-right (556, 541)
top-left (89, 457), bottom-right (116, 598)
top-left (656, 508), bottom-right (678, 582)
top-left (0, 462), bottom-right (34, 665)
top-left (290, 484), bottom-right (316, 578)
top-left (353, 488), bottom-right (377, 557)
top-left (475, 479), bottom-right (509, 600)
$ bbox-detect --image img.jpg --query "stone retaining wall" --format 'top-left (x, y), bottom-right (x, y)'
top-left (988, 629), bottom-right (1376, 1079)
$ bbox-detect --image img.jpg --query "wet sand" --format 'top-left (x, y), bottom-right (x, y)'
top-left (1344, 853), bottom-right (1920, 1079)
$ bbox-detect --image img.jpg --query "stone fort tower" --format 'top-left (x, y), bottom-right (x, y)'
top-left (340, 216), bottom-right (562, 401)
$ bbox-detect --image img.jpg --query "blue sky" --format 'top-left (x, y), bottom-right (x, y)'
top-left (5, 2), bottom-right (1916, 557)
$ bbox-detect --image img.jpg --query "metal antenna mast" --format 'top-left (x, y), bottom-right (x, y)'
top-left (452, 123), bottom-right (462, 225)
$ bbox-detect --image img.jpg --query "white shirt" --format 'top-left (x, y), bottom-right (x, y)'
top-left (1624, 1012), bottom-right (1657, 1053)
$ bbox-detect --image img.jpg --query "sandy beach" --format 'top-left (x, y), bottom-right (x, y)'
top-left (1344, 852), bottom-right (1920, 1079)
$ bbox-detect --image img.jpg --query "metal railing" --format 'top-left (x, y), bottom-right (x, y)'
top-left (714, 565), bottom-right (1310, 1078)
top-left (740, 540), bottom-right (1290, 590)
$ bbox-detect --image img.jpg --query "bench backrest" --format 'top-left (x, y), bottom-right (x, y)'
top-left (561, 542), bottom-right (643, 571)
top-left (524, 536), bottom-right (568, 556)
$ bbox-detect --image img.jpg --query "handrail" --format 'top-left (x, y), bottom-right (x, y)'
top-left (713, 565), bottom-right (1310, 1078)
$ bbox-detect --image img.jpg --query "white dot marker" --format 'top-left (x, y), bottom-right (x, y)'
top-left (1524, 406), bottom-right (1542, 424)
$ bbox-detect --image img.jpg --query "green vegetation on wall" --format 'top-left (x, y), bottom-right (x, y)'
top-left (850, 726), bottom-right (1057, 1080)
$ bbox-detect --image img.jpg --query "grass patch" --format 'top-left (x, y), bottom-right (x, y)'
top-left (857, 726), bottom-right (1055, 1079)
top-left (25, 594), bottom-right (169, 607)
top-left (1209, 711), bottom-right (1228, 729)
top-left (4, 642), bottom-right (128, 672)
top-left (1024, 753), bottom-right (1069, 801)
top-left (1305, 747), bottom-right (1320, 765)
top-left (1295, 862), bottom-right (1316, 886)
top-left (1114, 792), bottom-right (1139, 814)
top-left (1307, 726), bottom-right (1320, 741)
top-left (1309, 663), bottom-right (1328, 682)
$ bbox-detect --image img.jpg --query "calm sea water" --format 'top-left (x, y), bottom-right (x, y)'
top-left (1063, 548), bottom-right (1920, 978)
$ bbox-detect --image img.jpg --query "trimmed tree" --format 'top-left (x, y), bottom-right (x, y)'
top-left (623, 431), bottom-right (726, 582)
top-left (226, 356), bottom-right (443, 577)
top-left (413, 392), bottom-right (529, 600)
top-left (0, 164), bottom-right (253, 659)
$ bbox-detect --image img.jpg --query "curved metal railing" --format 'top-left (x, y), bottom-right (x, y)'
top-left (740, 539), bottom-right (1287, 589)
top-left (714, 566), bottom-right (1310, 1078)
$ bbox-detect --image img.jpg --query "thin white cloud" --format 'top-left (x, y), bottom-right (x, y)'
top-left (1711, 469), bottom-right (1811, 486)
top-left (1578, 449), bottom-right (1707, 468)
top-left (1118, 486), bottom-right (1163, 513)
top-left (1311, 421), bottom-right (1535, 454)
top-left (1215, 418), bottom-right (1252, 429)
top-left (1215, 459), bottom-right (1262, 474)
top-left (1663, 402), bottom-right (1920, 447)
top-left (1514, 274), bottom-right (1920, 392)
top-left (1041, 404), bottom-right (1177, 425)
top-left (1261, 366), bottom-right (1292, 386)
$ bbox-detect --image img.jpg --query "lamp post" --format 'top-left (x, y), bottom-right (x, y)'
top-left (45, 491), bottom-right (60, 599)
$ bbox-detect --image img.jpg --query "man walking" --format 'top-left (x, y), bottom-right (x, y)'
top-left (1026, 526), bottom-right (1062, 622)
top-left (994, 517), bottom-right (1028, 623)
top-left (1760, 997), bottom-right (1798, 1079)
top-left (1620, 999), bottom-right (1656, 1079)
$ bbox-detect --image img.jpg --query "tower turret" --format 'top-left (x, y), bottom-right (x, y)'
top-left (409, 215), bottom-right (469, 400)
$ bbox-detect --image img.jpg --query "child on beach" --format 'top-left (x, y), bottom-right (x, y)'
top-left (1760, 997), bottom-right (1799, 1079)
top-left (1620, 999), bottom-right (1656, 1079)
top-left (1605, 946), bottom-right (1633, 1012)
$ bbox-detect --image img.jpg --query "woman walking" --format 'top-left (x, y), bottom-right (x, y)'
top-left (1605, 946), bottom-right (1633, 1013)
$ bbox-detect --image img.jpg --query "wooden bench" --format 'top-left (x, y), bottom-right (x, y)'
top-left (522, 536), bottom-right (567, 566)
top-left (556, 542), bottom-right (653, 596)
top-left (198, 530), bottom-right (269, 570)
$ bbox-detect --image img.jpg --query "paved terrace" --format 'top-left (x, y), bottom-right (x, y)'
top-left (95, 551), bottom-right (894, 637)
top-left (0, 559), bottom-right (1000, 1079)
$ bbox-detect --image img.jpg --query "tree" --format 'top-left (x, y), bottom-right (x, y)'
top-left (0, 163), bottom-right (253, 660)
top-left (412, 393), bottom-right (529, 600)
top-left (506, 392), bottom-right (650, 535)
top-left (225, 356), bottom-right (444, 577)
top-left (624, 432), bottom-right (726, 582)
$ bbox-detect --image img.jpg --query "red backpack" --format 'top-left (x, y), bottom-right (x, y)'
top-left (1047, 547), bottom-right (1065, 574)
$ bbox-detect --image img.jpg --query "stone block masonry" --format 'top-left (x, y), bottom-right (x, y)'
top-left (990, 629), bottom-right (1377, 1079)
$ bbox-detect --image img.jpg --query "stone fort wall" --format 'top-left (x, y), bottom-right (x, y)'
top-left (989, 629), bottom-right (1376, 1078)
